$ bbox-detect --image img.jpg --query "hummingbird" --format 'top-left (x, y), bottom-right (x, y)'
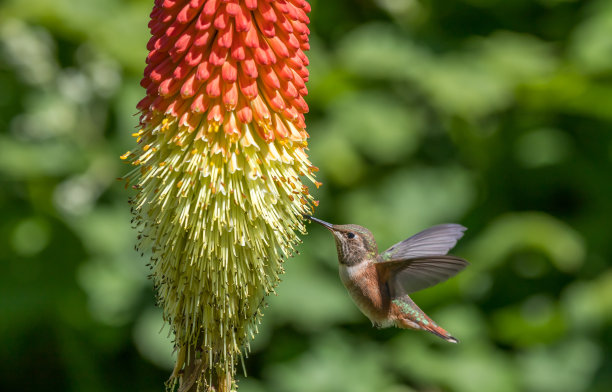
top-left (304, 215), bottom-right (469, 343)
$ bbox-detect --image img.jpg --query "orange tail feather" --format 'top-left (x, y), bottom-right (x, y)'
top-left (396, 317), bottom-right (459, 343)
top-left (422, 323), bottom-right (459, 344)
top-left (392, 297), bottom-right (459, 343)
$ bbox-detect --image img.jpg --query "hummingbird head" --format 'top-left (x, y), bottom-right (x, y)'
top-left (304, 215), bottom-right (378, 266)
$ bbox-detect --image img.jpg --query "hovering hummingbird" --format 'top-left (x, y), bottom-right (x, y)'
top-left (304, 215), bottom-right (469, 343)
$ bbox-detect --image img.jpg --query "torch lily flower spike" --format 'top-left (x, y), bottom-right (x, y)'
top-left (122, 1), bottom-right (318, 390)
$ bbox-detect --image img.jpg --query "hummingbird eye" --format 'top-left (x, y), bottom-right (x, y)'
top-left (347, 232), bottom-right (355, 239)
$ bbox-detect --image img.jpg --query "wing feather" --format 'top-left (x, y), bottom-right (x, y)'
top-left (377, 255), bottom-right (469, 295)
top-left (381, 224), bottom-right (467, 261)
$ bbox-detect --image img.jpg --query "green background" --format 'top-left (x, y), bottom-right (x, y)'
top-left (1, 0), bottom-right (611, 391)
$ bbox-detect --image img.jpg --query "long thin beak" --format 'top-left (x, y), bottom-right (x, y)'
top-left (303, 214), bottom-right (334, 230)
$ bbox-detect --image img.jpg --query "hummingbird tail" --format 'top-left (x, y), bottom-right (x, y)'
top-left (397, 317), bottom-right (459, 343)
top-left (423, 324), bottom-right (459, 344)
top-left (392, 297), bottom-right (459, 343)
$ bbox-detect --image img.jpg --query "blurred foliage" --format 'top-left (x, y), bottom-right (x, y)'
top-left (1, 0), bottom-right (611, 391)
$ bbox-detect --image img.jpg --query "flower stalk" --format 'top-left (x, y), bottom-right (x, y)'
top-left (122, 0), bottom-right (317, 390)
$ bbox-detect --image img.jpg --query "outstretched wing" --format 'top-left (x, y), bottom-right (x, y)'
top-left (377, 256), bottom-right (469, 295)
top-left (381, 224), bottom-right (467, 261)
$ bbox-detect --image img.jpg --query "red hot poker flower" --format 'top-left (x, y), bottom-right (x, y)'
top-left (123, 1), bottom-right (318, 391)
top-left (138, 0), bottom-right (311, 143)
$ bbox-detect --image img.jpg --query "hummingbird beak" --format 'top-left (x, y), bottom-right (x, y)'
top-left (303, 215), bottom-right (334, 230)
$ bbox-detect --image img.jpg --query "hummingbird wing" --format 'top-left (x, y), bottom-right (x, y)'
top-left (380, 224), bottom-right (466, 261)
top-left (376, 255), bottom-right (469, 295)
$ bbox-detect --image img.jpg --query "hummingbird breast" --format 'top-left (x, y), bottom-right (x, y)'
top-left (339, 262), bottom-right (392, 326)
